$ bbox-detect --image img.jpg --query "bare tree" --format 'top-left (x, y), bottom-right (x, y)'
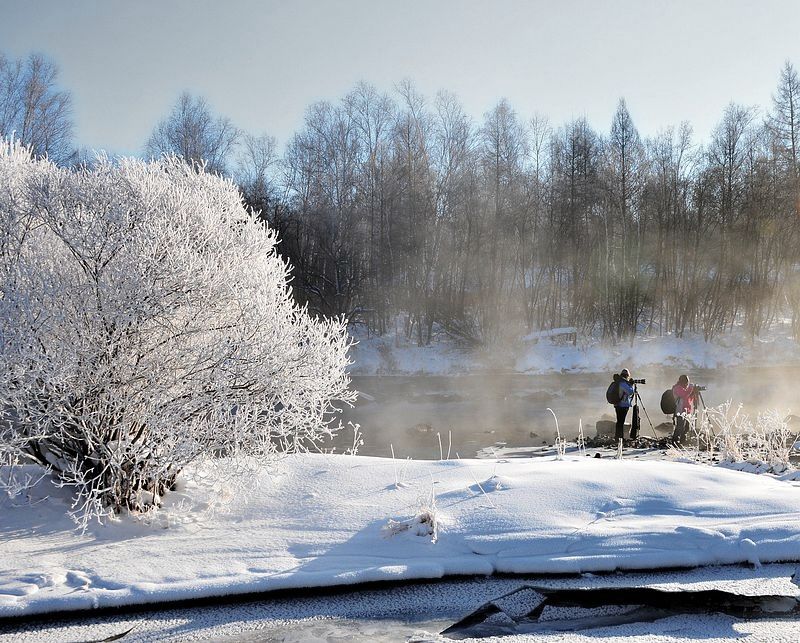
top-left (146, 92), bottom-right (239, 174)
top-left (431, 90), bottom-right (475, 332)
top-left (345, 82), bottom-right (395, 333)
top-left (769, 60), bottom-right (800, 180)
top-left (644, 122), bottom-right (698, 336)
top-left (603, 98), bottom-right (647, 339)
top-left (266, 65), bottom-right (800, 349)
top-left (549, 117), bottom-right (601, 331)
top-left (768, 61), bottom-right (800, 337)
top-left (708, 102), bottom-right (755, 225)
top-left (701, 103), bottom-right (757, 338)
top-left (478, 99), bottom-right (528, 340)
top-left (284, 100), bottom-right (364, 317)
top-left (0, 52), bottom-right (73, 164)
top-left (236, 132), bottom-right (278, 206)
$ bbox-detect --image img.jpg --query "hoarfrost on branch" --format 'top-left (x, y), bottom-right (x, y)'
top-left (0, 141), bottom-right (355, 526)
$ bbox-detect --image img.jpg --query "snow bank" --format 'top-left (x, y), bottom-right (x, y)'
top-left (348, 322), bottom-right (800, 375)
top-left (514, 328), bottom-right (800, 374)
top-left (347, 326), bottom-right (480, 375)
top-left (3, 453), bottom-right (800, 618)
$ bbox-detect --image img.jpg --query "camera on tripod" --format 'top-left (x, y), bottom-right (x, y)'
top-left (695, 385), bottom-right (707, 391)
top-left (631, 378), bottom-right (646, 384)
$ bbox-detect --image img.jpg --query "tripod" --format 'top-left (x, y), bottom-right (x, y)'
top-left (633, 384), bottom-right (658, 439)
top-left (696, 389), bottom-right (718, 438)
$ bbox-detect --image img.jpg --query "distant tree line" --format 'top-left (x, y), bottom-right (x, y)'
top-left (245, 63), bottom-right (800, 346)
top-left (3, 49), bottom-right (799, 345)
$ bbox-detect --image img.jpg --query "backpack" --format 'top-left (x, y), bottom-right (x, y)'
top-left (660, 388), bottom-right (676, 415)
top-left (630, 404), bottom-right (640, 439)
top-left (606, 379), bottom-right (621, 405)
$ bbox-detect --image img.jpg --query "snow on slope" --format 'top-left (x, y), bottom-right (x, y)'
top-left (2, 453), bottom-right (800, 618)
top-left (348, 322), bottom-right (800, 375)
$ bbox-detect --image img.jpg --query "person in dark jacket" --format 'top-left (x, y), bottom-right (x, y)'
top-left (614, 368), bottom-right (636, 441)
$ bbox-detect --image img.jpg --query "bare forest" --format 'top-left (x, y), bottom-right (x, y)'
top-left (4, 52), bottom-right (800, 348)
top-left (246, 64), bottom-right (800, 347)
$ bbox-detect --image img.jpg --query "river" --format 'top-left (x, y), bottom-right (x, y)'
top-left (333, 366), bottom-right (800, 459)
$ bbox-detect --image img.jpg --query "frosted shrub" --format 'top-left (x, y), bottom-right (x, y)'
top-left (702, 401), bottom-right (750, 462)
top-left (750, 410), bottom-right (793, 470)
top-left (686, 411), bottom-right (714, 460)
top-left (0, 141), bottom-right (355, 526)
top-left (680, 401), bottom-right (797, 474)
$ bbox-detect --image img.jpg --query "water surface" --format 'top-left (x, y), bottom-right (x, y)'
top-left (332, 366), bottom-right (800, 458)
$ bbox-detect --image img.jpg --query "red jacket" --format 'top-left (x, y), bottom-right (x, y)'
top-left (672, 383), bottom-right (697, 415)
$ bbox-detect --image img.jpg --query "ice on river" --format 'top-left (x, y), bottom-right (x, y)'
top-left (3, 565), bottom-right (800, 642)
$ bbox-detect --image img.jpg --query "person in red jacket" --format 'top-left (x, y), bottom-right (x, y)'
top-left (671, 374), bottom-right (699, 445)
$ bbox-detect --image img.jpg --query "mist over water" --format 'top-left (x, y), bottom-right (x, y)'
top-left (331, 366), bottom-right (800, 459)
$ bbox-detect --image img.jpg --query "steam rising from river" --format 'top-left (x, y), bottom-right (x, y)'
top-left (332, 366), bottom-right (800, 459)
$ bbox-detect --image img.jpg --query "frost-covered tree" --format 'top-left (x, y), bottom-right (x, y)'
top-left (0, 141), bottom-right (355, 526)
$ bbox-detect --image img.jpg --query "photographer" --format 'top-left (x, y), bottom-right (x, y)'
top-left (613, 368), bottom-right (636, 441)
top-left (671, 374), bottom-right (701, 445)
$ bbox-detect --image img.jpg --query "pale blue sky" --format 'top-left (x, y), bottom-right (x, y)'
top-left (2, 0), bottom-right (799, 155)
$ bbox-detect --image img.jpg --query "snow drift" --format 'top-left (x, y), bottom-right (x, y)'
top-left (2, 453), bottom-right (800, 618)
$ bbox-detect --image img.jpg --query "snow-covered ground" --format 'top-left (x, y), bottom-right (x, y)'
top-left (348, 321), bottom-right (800, 375)
top-left (3, 453), bottom-right (800, 622)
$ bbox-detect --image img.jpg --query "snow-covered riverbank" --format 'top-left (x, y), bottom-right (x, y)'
top-left (348, 323), bottom-right (800, 375)
top-left (3, 453), bottom-right (800, 619)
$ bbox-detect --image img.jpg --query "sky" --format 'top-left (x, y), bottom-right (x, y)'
top-left (2, 0), bottom-right (800, 156)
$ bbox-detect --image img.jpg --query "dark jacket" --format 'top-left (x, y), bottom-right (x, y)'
top-left (617, 378), bottom-right (635, 408)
